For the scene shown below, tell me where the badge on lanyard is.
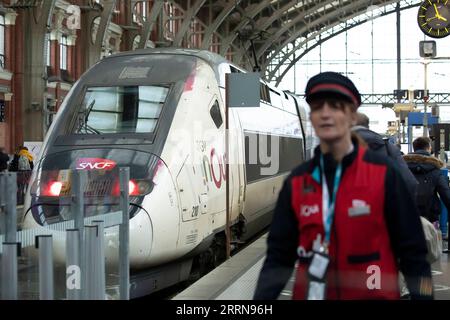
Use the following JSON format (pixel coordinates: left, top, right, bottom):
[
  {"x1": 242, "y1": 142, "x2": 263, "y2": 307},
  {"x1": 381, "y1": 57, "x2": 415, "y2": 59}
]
[
  {"x1": 308, "y1": 250, "x2": 330, "y2": 280},
  {"x1": 307, "y1": 280, "x2": 327, "y2": 300},
  {"x1": 307, "y1": 236, "x2": 330, "y2": 300}
]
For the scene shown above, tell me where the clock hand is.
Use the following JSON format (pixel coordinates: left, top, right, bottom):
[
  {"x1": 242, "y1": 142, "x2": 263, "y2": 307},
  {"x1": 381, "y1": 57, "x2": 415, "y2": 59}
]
[
  {"x1": 427, "y1": 16, "x2": 438, "y2": 21},
  {"x1": 434, "y1": 4, "x2": 440, "y2": 16},
  {"x1": 433, "y1": 4, "x2": 448, "y2": 21}
]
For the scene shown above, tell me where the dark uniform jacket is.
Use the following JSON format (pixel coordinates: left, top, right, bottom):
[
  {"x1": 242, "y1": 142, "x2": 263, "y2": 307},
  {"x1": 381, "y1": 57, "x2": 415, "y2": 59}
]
[
  {"x1": 8, "y1": 154, "x2": 19, "y2": 172},
  {"x1": 404, "y1": 150, "x2": 450, "y2": 223},
  {"x1": 353, "y1": 126, "x2": 418, "y2": 197},
  {"x1": 0, "y1": 151, "x2": 8, "y2": 171},
  {"x1": 254, "y1": 138, "x2": 432, "y2": 300}
]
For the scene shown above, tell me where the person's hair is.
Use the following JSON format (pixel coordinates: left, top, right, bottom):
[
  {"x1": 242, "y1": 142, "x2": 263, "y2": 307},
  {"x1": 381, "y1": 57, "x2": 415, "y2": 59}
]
[
  {"x1": 413, "y1": 136, "x2": 431, "y2": 152},
  {"x1": 355, "y1": 112, "x2": 369, "y2": 128}
]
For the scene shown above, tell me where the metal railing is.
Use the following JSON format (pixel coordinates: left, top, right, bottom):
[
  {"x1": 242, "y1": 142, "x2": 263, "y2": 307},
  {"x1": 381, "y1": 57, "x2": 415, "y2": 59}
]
[{"x1": 0, "y1": 168, "x2": 130, "y2": 300}]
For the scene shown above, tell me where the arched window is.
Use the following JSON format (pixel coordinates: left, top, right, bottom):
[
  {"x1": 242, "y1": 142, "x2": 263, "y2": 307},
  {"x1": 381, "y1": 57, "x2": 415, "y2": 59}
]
[
  {"x1": 45, "y1": 33, "x2": 51, "y2": 67},
  {"x1": 60, "y1": 35, "x2": 67, "y2": 70},
  {"x1": 0, "y1": 15, "x2": 5, "y2": 69}
]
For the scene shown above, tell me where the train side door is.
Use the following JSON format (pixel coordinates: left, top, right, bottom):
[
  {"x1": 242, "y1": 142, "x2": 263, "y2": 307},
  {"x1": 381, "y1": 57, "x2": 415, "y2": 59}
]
[
  {"x1": 212, "y1": 91, "x2": 241, "y2": 221},
  {"x1": 230, "y1": 108, "x2": 245, "y2": 216},
  {"x1": 176, "y1": 157, "x2": 201, "y2": 221}
]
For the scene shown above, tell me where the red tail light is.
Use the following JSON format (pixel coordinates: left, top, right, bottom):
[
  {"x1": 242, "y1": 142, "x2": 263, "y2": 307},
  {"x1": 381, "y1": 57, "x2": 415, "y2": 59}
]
[
  {"x1": 47, "y1": 181, "x2": 63, "y2": 197},
  {"x1": 42, "y1": 178, "x2": 150, "y2": 197}
]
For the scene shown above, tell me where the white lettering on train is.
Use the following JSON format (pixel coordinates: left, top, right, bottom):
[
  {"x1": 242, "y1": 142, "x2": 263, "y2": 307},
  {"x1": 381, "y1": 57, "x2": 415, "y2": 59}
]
[{"x1": 76, "y1": 162, "x2": 115, "y2": 170}]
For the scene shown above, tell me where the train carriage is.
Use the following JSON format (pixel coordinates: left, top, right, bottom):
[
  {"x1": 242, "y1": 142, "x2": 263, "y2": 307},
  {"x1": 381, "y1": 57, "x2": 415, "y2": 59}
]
[{"x1": 22, "y1": 48, "x2": 314, "y2": 297}]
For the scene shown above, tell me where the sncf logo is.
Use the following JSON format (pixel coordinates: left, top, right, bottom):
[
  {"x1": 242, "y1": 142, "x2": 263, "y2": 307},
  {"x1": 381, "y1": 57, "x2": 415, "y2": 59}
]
[
  {"x1": 76, "y1": 158, "x2": 116, "y2": 170},
  {"x1": 300, "y1": 204, "x2": 319, "y2": 217}
]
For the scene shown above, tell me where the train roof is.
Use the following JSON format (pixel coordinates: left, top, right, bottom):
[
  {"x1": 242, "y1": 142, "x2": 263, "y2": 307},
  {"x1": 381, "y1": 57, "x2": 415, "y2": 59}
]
[
  {"x1": 103, "y1": 47, "x2": 232, "y2": 69},
  {"x1": 99, "y1": 48, "x2": 283, "y2": 93},
  {"x1": 100, "y1": 48, "x2": 252, "y2": 89}
]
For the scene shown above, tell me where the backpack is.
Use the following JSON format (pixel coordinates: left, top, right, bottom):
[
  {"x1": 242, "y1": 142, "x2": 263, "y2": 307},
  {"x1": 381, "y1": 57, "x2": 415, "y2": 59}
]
[
  {"x1": 8, "y1": 155, "x2": 19, "y2": 171},
  {"x1": 18, "y1": 155, "x2": 30, "y2": 171},
  {"x1": 415, "y1": 173, "x2": 440, "y2": 220}
]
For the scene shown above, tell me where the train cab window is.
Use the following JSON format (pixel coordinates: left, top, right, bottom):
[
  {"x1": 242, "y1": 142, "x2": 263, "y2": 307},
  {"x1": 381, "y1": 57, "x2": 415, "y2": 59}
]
[
  {"x1": 260, "y1": 83, "x2": 271, "y2": 104},
  {"x1": 230, "y1": 65, "x2": 242, "y2": 73},
  {"x1": 209, "y1": 100, "x2": 223, "y2": 128},
  {"x1": 75, "y1": 85, "x2": 169, "y2": 134},
  {"x1": 269, "y1": 88, "x2": 282, "y2": 109}
]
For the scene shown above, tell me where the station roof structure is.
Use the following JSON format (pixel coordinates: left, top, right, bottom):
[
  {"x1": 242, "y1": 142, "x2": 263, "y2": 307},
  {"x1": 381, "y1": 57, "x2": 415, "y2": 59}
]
[
  {"x1": 0, "y1": 0, "x2": 424, "y2": 145},
  {"x1": 160, "y1": 0, "x2": 421, "y2": 84}
]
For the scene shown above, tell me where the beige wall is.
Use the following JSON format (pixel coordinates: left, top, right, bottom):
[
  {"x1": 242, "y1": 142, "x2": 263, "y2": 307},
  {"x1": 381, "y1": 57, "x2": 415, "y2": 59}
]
[{"x1": 0, "y1": 122, "x2": 7, "y2": 150}]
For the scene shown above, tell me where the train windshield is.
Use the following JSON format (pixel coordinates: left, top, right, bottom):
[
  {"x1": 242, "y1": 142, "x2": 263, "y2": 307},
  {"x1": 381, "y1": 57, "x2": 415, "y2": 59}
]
[{"x1": 74, "y1": 85, "x2": 169, "y2": 134}]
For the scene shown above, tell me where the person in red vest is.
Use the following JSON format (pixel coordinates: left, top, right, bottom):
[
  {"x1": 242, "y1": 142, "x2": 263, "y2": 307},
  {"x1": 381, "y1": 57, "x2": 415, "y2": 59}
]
[{"x1": 253, "y1": 71, "x2": 433, "y2": 300}]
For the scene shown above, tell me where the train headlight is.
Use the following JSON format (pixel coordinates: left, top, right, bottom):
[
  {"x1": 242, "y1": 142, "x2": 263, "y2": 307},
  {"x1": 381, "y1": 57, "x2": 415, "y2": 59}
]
[
  {"x1": 128, "y1": 179, "x2": 152, "y2": 196},
  {"x1": 129, "y1": 180, "x2": 138, "y2": 196},
  {"x1": 137, "y1": 180, "x2": 152, "y2": 194},
  {"x1": 114, "y1": 179, "x2": 152, "y2": 196}
]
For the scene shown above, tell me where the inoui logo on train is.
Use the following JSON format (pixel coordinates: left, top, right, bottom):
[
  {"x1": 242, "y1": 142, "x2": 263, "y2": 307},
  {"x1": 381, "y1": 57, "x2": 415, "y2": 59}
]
[{"x1": 202, "y1": 147, "x2": 227, "y2": 189}]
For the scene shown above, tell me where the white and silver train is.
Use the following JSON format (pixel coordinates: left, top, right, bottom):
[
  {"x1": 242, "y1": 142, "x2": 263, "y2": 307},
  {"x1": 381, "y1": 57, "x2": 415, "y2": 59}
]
[{"x1": 22, "y1": 48, "x2": 315, "y2": 297}]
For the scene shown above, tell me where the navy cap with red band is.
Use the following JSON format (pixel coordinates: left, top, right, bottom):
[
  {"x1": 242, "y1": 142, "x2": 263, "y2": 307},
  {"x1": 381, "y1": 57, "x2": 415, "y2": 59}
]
[{"x1": 305, "y1": 71, "x2": 361, "y2": 109}]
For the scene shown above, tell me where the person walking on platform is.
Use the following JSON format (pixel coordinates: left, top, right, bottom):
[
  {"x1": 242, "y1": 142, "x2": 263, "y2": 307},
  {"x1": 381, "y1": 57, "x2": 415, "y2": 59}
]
[
  {"x1": 8, "y1": 145, "x2": 21, "y2": 172},
  {"x1": 18, "y1": 146, "x2": 34, "y2": 171},
  {"x1": 8, "y1": 146, "x2": 34, "y2": 204},
  {"x1": 253, "y1": 71, "x2": 432, "y2": 300},
  {"x1": 17, "y1": 146, "x2": 34, "y2": 204},
  {"x1": 404, "y1": 137, "x2": 450, "y2": 224},
  {"x1": 352, "y1": 112, "x2": 418, "y2": 197}
]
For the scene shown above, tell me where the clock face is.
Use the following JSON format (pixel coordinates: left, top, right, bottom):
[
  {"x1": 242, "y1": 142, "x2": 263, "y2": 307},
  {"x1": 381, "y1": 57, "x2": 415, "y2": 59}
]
[{"x1": 418, "y1": 0, "x2": 450, "y2": 38}]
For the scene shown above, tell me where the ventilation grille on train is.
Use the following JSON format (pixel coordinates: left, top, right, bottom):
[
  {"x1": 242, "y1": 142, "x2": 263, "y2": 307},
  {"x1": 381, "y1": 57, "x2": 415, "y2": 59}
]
[{"x1": 185, "y1": 234, "x2": 198, "y2": 245}]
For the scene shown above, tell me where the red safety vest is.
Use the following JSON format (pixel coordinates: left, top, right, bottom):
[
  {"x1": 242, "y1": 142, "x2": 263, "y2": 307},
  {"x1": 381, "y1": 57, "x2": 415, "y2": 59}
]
[{"x1": 291, "y1": 146, "x2": 400, "y2": 299}]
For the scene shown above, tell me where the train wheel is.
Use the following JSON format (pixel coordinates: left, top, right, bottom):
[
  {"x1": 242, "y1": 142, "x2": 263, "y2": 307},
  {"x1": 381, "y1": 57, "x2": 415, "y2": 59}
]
[{"x1": 189, "y1": 233, "x2": 226, "y2": 281}]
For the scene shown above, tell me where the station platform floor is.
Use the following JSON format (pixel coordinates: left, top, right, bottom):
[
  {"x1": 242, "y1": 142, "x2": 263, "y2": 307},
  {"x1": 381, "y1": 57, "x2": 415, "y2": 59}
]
[{"x1": 173, "y1": 233, "x2": 450, "y2": 300}]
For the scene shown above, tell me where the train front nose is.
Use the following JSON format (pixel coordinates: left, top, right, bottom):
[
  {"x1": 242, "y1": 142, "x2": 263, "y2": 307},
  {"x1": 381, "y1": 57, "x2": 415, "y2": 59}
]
[{"x1": 21, "y1": 149, "x2": 169, "y2": 266}]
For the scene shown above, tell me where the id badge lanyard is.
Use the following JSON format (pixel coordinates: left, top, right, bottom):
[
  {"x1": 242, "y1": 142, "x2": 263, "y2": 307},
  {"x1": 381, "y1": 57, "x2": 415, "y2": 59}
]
[
  {"x1": 320, "y1": 154, "x2": 343, "y2": 253},
  {"x1": 306, "y1": 155, "x2": 343, "y2": 300}
]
